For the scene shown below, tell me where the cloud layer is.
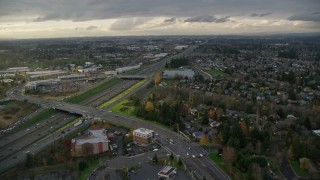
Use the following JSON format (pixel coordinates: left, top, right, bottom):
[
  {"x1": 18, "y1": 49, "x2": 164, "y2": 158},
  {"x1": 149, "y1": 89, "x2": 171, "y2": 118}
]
[{"x1": 0, "y1": 0, "x2": 319, "y2": 38}]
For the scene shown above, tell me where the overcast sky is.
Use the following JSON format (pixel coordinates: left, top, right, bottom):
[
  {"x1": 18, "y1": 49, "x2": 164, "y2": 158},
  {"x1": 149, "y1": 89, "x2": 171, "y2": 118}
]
[{"x1": 0, "y1": 0, "x2": 319, "y2": 39}]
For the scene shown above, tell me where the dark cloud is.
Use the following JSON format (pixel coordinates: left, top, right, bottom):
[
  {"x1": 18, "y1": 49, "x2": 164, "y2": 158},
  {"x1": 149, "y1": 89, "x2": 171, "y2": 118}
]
[
  {"x1": 0, "y1": 0, "x2": 319, "y2": 23},
  {"x1": 184, "y1": 15, "x2": 230, "y2": 23},
  {"x1": 164, "y1": 18, "x2": 176, "y2": 23},
  {"x1": 250, "y1": 12, "x2": 272, "y2": 17},
  {"x1": 288, "y1": 12, "x2": 320, "y2": 22}
]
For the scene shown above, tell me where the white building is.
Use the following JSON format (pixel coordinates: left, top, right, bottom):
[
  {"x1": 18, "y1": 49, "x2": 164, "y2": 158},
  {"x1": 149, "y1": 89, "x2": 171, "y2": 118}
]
[
  {"x1": 163, "y1": 69, "x2": 195, "y2": 79},
  {"x1": 115, "y1": 64, "x2": 141, "y2": 74},
  {"x1": 154, "y1": 53, "x2": 168, "y2": 58},
  {"x1": 158, "y1": 166, "x2": 177, "y2": 179},
  {"x1": 133, "y1": 128, "x2": 155, "y2": 146}
]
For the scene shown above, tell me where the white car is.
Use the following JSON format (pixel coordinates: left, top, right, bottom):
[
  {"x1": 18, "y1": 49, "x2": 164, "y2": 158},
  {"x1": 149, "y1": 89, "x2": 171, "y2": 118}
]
[
  {"x1": 199, "y1": 153, "x2": 203, "y2": 157},
  {"x1": 153, "y1": 148, "x2": 159, "y2": 152},
  {"x1": 192, "y1": 155, "x2": 196, "y2": 158}
]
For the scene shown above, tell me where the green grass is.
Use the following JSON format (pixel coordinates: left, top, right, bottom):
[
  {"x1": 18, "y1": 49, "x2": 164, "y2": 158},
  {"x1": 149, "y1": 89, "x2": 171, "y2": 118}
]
[
  {"x1": 99, "y1": 79, "x2": 147, "y2": 108},
  {"x1": 208, "y1": 153, "x2": 245, "y2": 180},
  {"x1": 207, "y1": 69, "x2": 228, "y2": 78},
  {"x1": 111, "y1": 99, "x2": 135, "y2": 116},
  {"x1": 79, "y1": 157, "x2": 108, "y2": 180},
  {"x1": 64, "y1": 124, "x2": 90, "y2": 139},
  {"x1": 289, "y1": 160, "x2": 311, "y2": 178},
  {"x1": 65, "y1": 78, "x2": 121, "y2": 103},
  {"x1": 8, "y1": 108, "x2": 55, "y2": 134},
  {"x1": 162, "y1": 79, "x2": 174, "y2": 85},
  {"x1": 267, "y1": 158, "x2": 283, "y2": 178},
  {"x1": 209, "y1": 153, "x2": 227, "y2": 171}
]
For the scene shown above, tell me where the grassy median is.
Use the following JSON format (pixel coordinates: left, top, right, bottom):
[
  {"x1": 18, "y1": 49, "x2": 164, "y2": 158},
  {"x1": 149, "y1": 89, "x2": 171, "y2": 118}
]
[
  {"x1": 65, "y1": 78, "x2": 121, "y2": 103},
  {"x1": 99, "y1": 79, "x2": 147, "y2": 109}
]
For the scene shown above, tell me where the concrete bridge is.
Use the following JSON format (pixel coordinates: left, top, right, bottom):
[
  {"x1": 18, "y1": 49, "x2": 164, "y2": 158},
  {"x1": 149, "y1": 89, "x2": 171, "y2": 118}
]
[{"x1": 118, "y1": 75, "x2": 147, "y2": 80}]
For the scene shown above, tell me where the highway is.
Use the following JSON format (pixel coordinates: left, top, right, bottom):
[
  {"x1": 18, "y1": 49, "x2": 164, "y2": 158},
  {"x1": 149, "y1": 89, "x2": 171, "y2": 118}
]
[{"x1": 0, "y1": 41, "x2": 229, "y2": 179}]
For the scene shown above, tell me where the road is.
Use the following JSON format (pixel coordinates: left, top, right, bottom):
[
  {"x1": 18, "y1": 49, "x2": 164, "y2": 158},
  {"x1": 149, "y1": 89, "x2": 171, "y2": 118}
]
[{"x1": 0, "y1": 41, "x2": 229, "y2": 180}]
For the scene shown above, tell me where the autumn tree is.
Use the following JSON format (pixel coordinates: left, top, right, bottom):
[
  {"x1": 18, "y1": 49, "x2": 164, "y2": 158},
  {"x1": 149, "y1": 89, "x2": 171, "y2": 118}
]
[
  {"x1": 300, "y1": 157, "x2": 310, "y2": 171},
  {"x1": 240, "y1": 120, "x2": 249, "y2": 136},
  {"x1": 145, "y1": 101, "x2": 154, "y2": 112},
  {"x1": 223, "y1": 146, "x2": 236, "y2": 175},
  {"x1": 154, "y1": 72, "x2": 162, "y2": 86},
  {"x1": 199, "y1": 135, "x2": 209, "y2": 146},
  {"x1": 208, "y1": 108, "x2": 217, "y2": 120},
  {"x1": 103, "y1": 120, "x2": 110, "y2": 129}
]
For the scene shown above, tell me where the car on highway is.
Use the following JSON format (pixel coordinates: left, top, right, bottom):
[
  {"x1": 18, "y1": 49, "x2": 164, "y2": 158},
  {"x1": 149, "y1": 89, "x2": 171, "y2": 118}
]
[
  {"x1": 192, "y1": 155, "x2": 196, "y2": 158},
  {"x1": 200, "y1": 153, "x2": 204, "y2": 157},
  {"x1": 26, "y1": 128, "x2": 30, "y2": 132},
  {"x1": 153, "y1": 148, "x2": 159, "y2": 152}
]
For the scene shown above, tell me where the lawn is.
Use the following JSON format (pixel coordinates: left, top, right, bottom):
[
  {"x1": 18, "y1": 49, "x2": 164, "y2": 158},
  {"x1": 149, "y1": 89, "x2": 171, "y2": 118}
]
[
  {"x1": 65, "y1": 78, "x2": 121, "y2": 103},
  {"x1": 111, "y1": 99, "x2": 135, "y2": 116},
  {"x1": 289, "y1": 160, "x2": 311, "y2": 178},
  {"x1": 267, "y1": 158, "x2": 284, "y2": 178},
  {"x1": 79, "y1": 157, "x2": 108, "y2": 180},
  {"x1": 207, "y1": 69, "x2": 228, "y2": 78},
  {"x1": 208, "y1": 153, "x2": 245, "y2": 180},
  {"x1": 161, "y1": 79, "x2": 176, "y2": 85},
  {"x1": 99, "y1": 79, "x2": 147, "y2": 108}
]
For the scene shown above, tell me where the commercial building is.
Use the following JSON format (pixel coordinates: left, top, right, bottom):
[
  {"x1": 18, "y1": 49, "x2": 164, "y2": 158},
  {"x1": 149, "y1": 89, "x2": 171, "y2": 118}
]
[
  {"x1": 163, "y1": 69, "x2": 195, "y2": 79},
  {"x1": 133, "y1": 128, "x2": 155, "y2": 146},
  {"x1": 58, "y1": 74, "x2": 86, "y2": 81},
  {"x1": 115, "y1": 64, "x2": 142, "y2": 74},
  {"x1": 25, "y1": 79, "x2": 61, "y2": 91},
  {"x1": 158, "y1": 166, "x2": 177, "y2": 180},
  {"x1": 71, "y1": 127, "x2": 109, "y2": 157}
]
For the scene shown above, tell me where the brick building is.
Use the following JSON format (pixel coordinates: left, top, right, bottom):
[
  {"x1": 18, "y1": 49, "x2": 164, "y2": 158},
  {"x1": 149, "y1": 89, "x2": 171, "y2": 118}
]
[{"x1": 133, "y1": 128, "x2": 155, "y2": 146}]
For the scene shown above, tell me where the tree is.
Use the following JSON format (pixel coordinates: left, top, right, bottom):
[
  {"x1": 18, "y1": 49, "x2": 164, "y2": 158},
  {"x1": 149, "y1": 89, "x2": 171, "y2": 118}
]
[
  {"x1": 199, "y1": 135, "x2": 209, "y2": 146},
  {"x1": 240, "y1": 121, "x2": 249, "y2": 136},
  {"x1": 78, "y1": 161, "x2": 88, "y2": 171},
  {"x1": 154, "y1": 72, "x2": 162, "y2": 86},
  {"x1": 177, "y1": 158, "x2": 183, "y2": 166},
  {"x1": 208, "y1": 108, "x2": 217, "y2": 120},
  {"x1": 103, "y1": 120, "x2": 110, "y2": 129},
  {"x1": 202, "y1": 111, "x2": 209, "y2": 125},
  {"x1": 170, "y1": 153, "x2": 174, "y2": 161},
  {"x1": 300, "y1": 157, "x2": 310, "y2": 171},
  {"x1": 153, "y1": 153, "x2": 158, "y2": 164},
  {"x1": 223, "y1": 146, "x2": 236, "y2": 164},
  {"x1": 25, "y1": 153, "x2": 34, "y2": 168},
  {"x1": 223, "y1": 146, "x2": 236, "y2": 175},
  {"x1": 145, "y1": 101, "x2": 154, "y2": 112}
]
